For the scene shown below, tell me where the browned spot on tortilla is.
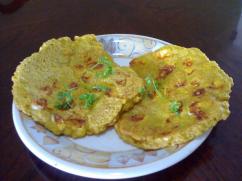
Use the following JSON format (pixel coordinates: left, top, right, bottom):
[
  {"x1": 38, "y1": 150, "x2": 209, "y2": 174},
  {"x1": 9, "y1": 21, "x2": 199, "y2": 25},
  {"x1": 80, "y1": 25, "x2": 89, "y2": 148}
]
[
  {"x1": 157, "y1": 65, "x2": 174, "y2": 79},
  {"x1": 69, "y1": 82, "x2": 78, "y2": 89},
  {"x1": 105, "y1": 89, "x2": 112, "y2": 97},
  {"x1": 175, "y1": 81, "x2": 186, "y2": 88},
  {"x1": 130, "y1": 59, "x2": 145, "y2": 66},
  {"x1": 172, "y1": 125, "x2": 179, "y2": 129},
  {"x1": 115, "y1": 79, "x2": 126, "y2": 86},
  {"x1": 148, "y1": 91, "x2": 156, "y2": 99},
  {"x1": 54, "y1": 114, "x2": 63, "y2": 123},
  {"x1": 35, "y1": 98, "x2": 47, "y2": 108},
  {"x1": 40, "y1": 80, "x2": 57, "y2": 95},
  {"x1": 178, "y1": 102, "x2": 183, "y2": 112},
  {"x1": 189, "y1": 102, "x2": 207, "y2": 120},
  {"x1": 52, "y1": 80, "x2": 58, "y2": 88},
  {"x1": 69, "y1": 118, "x2": 86, "y2": 127},
  {"x1": 86, "y1": 57, "x2": 97, "y2": 67},
  {"x1": 75, "y1": 64, "x2": 83, "y2": 69},
  {"x1": 183, "y1": 60, "x2": 193, "y2": 67},
  {"x1": 130, "y1": 59, "x2": 137, "y2": 66},
  {"x1": 193, "y1": 88, "x2": 205, "y2": 96},
  {"x1": 40, "y1": 85, "x2": 52, "y2": 95},
  {"x1": 191, "y1": 80, "x2": 200, "y2": 87},
  {"x1": 208, "y1": 84, "x2": 216, "y2": 89},
  {"x1": 93, "y1": 64, "x2": 104, "y2": 70},
  {"x1": 81, "y1": 74, "x2": 90, "y2": 83},
  {"x1": 130, "y1": 114, "x2": 145, "y2": 122},
  {"x1": 166, "y1": 118, "x2": 171, "y2": 123}
]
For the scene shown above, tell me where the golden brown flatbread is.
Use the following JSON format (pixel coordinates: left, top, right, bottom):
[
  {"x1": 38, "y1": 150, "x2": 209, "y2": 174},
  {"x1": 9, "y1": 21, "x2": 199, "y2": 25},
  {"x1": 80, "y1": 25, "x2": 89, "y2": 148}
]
[
  {"x1": 115, "y1": 45, "x2": 233, "y2": 150},
  {"x1": 12, "y1": 34, "x2": 143, "y2": 137}
]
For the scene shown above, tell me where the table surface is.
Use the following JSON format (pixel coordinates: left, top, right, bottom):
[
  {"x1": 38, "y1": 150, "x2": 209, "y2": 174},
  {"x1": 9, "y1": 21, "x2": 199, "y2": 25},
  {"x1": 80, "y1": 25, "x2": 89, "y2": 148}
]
[{"x1": 1, "y1": 0, "x2": 242, "y2": 180}]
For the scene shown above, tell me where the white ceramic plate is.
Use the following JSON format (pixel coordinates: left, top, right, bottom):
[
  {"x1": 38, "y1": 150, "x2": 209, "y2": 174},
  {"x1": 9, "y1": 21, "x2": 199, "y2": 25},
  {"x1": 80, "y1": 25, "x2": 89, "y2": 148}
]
[{"x1": 12, "y1": 34, "x2": 211, "y2": 179}]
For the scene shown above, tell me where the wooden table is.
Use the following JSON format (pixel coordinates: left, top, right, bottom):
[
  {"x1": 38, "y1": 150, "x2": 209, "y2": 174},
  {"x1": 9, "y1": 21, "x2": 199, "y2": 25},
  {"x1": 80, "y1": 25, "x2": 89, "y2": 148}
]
[{"x1": 1, "y1": 0, "x2": 242, "y2": 180}]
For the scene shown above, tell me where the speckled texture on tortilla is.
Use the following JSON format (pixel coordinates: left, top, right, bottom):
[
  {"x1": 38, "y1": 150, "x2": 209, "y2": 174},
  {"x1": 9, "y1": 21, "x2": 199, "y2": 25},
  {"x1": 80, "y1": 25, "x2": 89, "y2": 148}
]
[
  {"x1": 115, "y1": 45, "x2": 233, "y2": 150},
  {"x1": 12, "y1": 34, "x2": 143, "y2": 138}
]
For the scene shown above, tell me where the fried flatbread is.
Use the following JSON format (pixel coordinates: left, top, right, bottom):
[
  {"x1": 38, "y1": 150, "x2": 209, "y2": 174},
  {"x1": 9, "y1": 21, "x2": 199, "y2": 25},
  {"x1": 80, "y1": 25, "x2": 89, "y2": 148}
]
[
  {"x1": 115, "y1": 45, "x2": 233, "y2": 150},
  {"x1": 12, "y1": 34, "x2": 143, "y2": 137}
]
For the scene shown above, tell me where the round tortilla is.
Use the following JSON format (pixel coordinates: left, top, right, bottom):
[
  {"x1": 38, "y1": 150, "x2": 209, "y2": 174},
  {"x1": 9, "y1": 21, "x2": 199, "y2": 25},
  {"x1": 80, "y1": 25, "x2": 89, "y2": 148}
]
[
  {"x1": 12, "y1": 34, "x2": 143, "y2": 137},
  {"x1": 115, "y1": 45, "x2": 233, "y2": 150}
]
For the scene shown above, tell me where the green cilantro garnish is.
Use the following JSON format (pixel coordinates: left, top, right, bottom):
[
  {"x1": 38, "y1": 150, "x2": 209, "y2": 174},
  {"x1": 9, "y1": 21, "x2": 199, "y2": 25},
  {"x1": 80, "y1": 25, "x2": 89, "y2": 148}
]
[
  {"x1": 92, "y1": 85, "x2": 110, "y2": 92},
  {"x1": 79, "y1": 93, "x2": 96, "y2": 109},
  {"x1": 144, "y1": 75, "x2": 162, "y2": 98},
  {"x1": 152, "y1": 79, "x2": 162, "y2": 98},
  {"x1": 170, "y1": 101, "x2": 181, "y2": 114},
  {"x1": 96, "y1": 65, "x2": 113, "y2": 78},
  {"x1": 55, "y1": 102, "x2": 71, "y2": 110},
  {"x1": 138, "y1": 87, "x2": 146, "y2": 95},
  {"x1": 145, "y1": 76, "x2": 152, "y2": 86},
  {"x1": 94, "y1": 56, "x2": 114, "y2": 78},
  {"x1": 97, "y1": 56, "x2": 112, "y2": 66},
  {"x1": 55, "y1": 90, "x2": 73, "y2": 110}
]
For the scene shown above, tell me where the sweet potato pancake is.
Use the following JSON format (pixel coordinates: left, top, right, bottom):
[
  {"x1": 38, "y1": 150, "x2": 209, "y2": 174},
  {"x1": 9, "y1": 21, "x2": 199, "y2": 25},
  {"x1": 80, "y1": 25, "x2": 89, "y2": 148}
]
[
  {"x1": 12, "y1": 34, "x2": 143, "y2": 137},
  {"x1": 115, "y1": 45, "x2": 233, "y2": 150}
]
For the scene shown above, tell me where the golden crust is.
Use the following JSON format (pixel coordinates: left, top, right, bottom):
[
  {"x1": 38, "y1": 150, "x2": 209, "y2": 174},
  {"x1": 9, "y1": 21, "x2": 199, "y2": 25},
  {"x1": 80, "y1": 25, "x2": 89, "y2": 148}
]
[
  {"x1": 115, "y1": 45, "x2": 233, "y2": 150},
  {"x1": 12, "y1": 34, "x2": 143, "y2": 138}
]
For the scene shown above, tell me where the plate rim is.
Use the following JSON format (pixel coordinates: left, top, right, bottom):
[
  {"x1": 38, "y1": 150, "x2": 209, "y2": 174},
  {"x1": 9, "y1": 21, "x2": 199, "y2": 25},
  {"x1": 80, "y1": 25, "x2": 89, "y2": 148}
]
[
  {"x1": 97, "y1": 33, "x2": 171, "y2": 45},
  {"x1": 12, "y1": 34, "x2": 211, "y2": 179}
]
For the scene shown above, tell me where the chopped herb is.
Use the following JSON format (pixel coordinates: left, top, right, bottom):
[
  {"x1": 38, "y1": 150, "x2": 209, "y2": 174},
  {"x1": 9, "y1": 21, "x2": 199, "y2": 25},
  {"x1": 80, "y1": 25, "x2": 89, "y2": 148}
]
[
  {"x1": 93, "y1": 56, "x2": 114, "y2": 78},
  {"x1": 55, "y1": 102, "x2": 72, "y2": 110},
  {"x1": 138, "y1": 87, "x2": 145, "y2": 95},
  {"x1": 145, "y1": 76, "x2": 152, "y2": 87},
  {"x1": 92, "y1": 85, "x2": 110, "y2": 92},
  {"x1": 97, "y1": 56, "x2": 113, "y2": 66},
  {"x1": 170, "y1": 101, "x2": 181, "y2": 114},
  {"x1": 152, "y1": 79, "x2": 162, "y2": 98},
  {"x1": 55, "y1": 90, "x2": 73, "y2": 110},
  {"x1": 79, "y1": 93, "x2": 96, "y2": 109},
  {"x1": 96, "y1": 65, "x2": 113, "y2": 78},
  {"x1": 144, "y1": 75, "x2": 162, "y2": 98}
]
